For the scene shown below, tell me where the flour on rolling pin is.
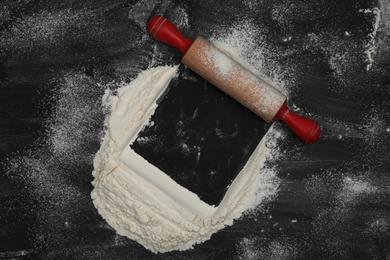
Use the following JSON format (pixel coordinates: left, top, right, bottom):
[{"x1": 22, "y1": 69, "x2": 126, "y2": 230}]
[
  {"x1": 148, "y1": 15, "x2": 321, "y2": 142},
  {"x1": 183, "y1": 37, "x2": 286, "y2": 122}
]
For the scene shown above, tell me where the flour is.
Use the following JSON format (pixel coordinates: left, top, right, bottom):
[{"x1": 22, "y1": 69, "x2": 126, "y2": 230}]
[
  {"x1": 363, "y1": 7, "x2": 381, "y2": 71},
  {"x1": 91, "y1": 65, "x2": 278, "y2": 253},
  {"x1": 206, "y1": 46, "x2": 234, "y2": 77},
  {"x1": 237, "y1": 237, "x2": 298, "y2": 260}
]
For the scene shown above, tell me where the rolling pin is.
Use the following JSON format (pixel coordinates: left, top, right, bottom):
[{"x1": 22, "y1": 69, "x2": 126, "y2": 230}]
[{"x1": 147, "y1": 15, "x2": 321, "y2": 143}]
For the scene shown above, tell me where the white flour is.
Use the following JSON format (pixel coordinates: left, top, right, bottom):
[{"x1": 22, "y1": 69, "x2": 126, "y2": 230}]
[{"x1": 91, "y1": 65, "x2": 279, "y2": 253}]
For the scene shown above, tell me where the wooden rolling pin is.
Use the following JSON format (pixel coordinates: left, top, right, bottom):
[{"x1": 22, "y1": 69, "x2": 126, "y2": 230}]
[{"x1": 147, "y1": 15, "x2": 321, "y2": 143}]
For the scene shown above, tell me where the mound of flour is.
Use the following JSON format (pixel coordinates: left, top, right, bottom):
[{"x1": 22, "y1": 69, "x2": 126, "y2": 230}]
[{"x1": 91, "y1": 65, "x2": 278, "y2": 253}]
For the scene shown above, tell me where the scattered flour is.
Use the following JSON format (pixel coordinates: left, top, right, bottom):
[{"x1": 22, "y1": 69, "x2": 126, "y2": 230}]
[
  {"x1": 91, "y1": 65, "x2": 279, "y2": 253},
  {"x1": 237, "y1": 237, "x2": 298, "y2": 260},
  {"x1": 364, "y1": 0, "x2": 390, "y2": 71},
  {"x1": 364, "y1": 7, "x2": 381, "y2": 71},
  {"x1": 207, "y1": 46, "x2": 234, "y2": 77},
  {"x1": 337, "y1": 176, "x2": 377, "y2": 205}
]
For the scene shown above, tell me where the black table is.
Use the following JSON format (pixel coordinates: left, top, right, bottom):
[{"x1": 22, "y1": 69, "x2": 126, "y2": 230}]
[{"x1": 1, "y1": 1, "x2": 389, "y2": 259}]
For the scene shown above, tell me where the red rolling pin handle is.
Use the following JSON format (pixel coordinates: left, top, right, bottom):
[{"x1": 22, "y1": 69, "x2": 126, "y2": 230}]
[
  {"x1": 147, "y1": 15, "x2": 194, "y2": 55},
  {"x1": 147, "y1": 15, "x2": 321, "y2": 143},
  {"x1": 272, "y1": 101, "x2": 321, "y2": 143}
]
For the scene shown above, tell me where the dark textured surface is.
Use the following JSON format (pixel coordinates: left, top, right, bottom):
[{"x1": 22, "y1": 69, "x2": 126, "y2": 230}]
[
  {"x1": 1, "y1": 0, "x2": 390, "y2": 259},
  {"x1": 131, "y1": 66, "x2": 270, "y2": 206}
]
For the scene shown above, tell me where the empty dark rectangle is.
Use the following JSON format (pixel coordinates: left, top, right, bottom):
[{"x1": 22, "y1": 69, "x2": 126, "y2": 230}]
[{"x1": 131, "y1": 65, "x2": 270, "y2": 206}]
